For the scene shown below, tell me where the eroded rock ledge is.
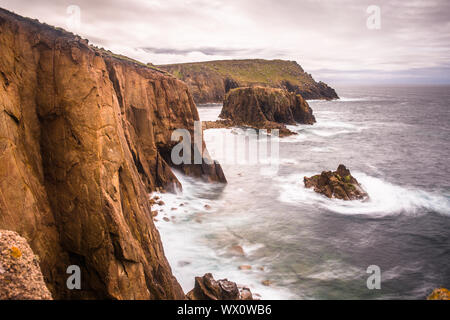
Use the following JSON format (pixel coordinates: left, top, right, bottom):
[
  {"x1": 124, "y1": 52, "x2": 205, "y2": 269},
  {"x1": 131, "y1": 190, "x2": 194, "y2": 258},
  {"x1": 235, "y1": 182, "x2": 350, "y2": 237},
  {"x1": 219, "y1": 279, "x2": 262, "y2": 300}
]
[
  {"x1": 204, "y1": 87, "x2": 315, "y2": 137},
  {"x1": 0, "y1": 8, "x2": 224, "y2": 299},
  {"x1": 304, "y1": 165, "x2": 369, "y2": 201}
]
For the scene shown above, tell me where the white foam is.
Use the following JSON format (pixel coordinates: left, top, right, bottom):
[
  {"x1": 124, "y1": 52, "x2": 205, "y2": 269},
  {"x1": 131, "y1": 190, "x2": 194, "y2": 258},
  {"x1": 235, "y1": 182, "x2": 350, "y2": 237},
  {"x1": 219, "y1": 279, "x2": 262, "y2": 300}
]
[
  {"x1": 277, "y1": 172, "x2": 450, "y2": 218},
  {"x1": 306, "y1": 260, "x2": 363, "y2": 281},
  {"x1": 335, "y1": 97, "x2": 371, "y2": 102},
  {"x1": 151, "y1": 172, "x2": 293, "y2": 299}
]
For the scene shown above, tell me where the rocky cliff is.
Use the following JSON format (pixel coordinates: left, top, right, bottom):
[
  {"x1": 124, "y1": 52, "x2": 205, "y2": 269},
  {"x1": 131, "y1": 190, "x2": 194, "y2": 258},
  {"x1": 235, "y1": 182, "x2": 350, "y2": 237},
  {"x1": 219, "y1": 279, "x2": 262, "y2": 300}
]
[
  {"x1": 159, "y1": 59, "x2": 339, "y2": 103},
  {"x1": 0, "y1": 8, "x2": 224, "y2": 299}
]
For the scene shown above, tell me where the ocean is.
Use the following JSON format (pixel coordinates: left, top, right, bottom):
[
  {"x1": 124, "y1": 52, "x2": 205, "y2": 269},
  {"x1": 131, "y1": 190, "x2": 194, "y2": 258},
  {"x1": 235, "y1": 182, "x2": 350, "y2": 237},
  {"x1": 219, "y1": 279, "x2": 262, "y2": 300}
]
[{"x1": 153, "y1": 85, "x2": 450, "y2": 299}]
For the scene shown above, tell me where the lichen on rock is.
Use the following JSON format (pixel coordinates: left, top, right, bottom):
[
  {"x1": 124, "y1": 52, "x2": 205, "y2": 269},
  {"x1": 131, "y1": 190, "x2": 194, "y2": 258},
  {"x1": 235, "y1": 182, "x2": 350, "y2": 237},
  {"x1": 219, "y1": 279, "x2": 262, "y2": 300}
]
[{"x1": 427, "y1": 288, "x2": 450, "y2": 300}]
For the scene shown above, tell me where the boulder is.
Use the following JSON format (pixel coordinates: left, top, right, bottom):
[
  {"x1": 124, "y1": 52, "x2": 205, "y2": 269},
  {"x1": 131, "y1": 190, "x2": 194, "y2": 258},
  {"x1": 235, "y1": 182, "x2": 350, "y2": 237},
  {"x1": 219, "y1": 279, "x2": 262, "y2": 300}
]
[
  {"x1": 187, "y1": 273, "x2": 253, "y2": 300},
  {"x1": 0, "y1": 230, "x2": 52, "y2": 300},
  {"x1": 240, "y1": 287, "x2": 253, "y2": 300},
  {"x1": 304, "y1": 165, "x2": 368, "y2": 200}
]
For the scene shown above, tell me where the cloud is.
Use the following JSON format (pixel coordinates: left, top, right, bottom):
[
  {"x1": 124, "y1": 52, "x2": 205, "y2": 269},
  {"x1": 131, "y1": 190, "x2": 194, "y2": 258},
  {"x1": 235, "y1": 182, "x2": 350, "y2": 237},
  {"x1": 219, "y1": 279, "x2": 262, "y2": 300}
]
[
  {"x1": 141, "y1": 46, "x2": 261, "y2": 56},
  {"x1": 1, "y1": 0, "x2": 449, "y2": 84}
]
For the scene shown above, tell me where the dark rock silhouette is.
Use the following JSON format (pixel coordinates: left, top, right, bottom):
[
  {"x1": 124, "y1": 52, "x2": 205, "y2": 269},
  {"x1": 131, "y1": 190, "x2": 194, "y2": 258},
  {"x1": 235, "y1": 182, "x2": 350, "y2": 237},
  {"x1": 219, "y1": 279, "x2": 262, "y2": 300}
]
[{"x1": 187, "y1": 273, "x2": 253, "y2": 300}]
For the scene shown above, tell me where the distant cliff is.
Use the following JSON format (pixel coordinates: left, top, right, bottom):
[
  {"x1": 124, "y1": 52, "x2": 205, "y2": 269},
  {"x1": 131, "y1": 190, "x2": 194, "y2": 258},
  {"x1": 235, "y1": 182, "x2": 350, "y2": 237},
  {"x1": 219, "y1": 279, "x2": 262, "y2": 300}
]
[
  {"x1": 0, "y1": 8, "x2": 224, "y2": 299},
  {"x1": 159, "y1": 59, "x2": 339, "y2": 103}
]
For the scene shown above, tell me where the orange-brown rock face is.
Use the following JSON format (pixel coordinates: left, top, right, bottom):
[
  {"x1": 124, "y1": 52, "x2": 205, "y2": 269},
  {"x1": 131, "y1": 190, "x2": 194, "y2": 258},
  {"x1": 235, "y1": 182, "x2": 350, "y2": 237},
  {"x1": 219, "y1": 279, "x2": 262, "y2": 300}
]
[{"x1": 0, "y1": 8, "x2": 223, "y2": 299}]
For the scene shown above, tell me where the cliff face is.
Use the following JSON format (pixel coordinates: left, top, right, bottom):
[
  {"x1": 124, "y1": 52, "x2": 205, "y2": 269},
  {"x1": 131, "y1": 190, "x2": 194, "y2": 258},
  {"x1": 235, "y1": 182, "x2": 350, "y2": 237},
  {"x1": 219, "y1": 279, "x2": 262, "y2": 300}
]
[
  {"x1": 0, "y1": 8, "x2": 223, "y2": 299},
  {"x1": 159, "y1": 59, "x2": 339, "y2": 103}
]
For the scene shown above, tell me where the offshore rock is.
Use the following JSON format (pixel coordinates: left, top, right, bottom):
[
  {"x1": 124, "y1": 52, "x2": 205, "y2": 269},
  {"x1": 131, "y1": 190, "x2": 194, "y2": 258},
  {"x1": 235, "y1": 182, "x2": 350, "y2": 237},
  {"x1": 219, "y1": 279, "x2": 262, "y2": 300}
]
[
  {"x1": 304, "y1": 165, "x2": 369, "y2": 200},
  {"x1": 187, "y1": 273, "x2": 253, "y2": 300},
  {"x1": 204, "y1": 87, "x2": 315, "y2": 137}
]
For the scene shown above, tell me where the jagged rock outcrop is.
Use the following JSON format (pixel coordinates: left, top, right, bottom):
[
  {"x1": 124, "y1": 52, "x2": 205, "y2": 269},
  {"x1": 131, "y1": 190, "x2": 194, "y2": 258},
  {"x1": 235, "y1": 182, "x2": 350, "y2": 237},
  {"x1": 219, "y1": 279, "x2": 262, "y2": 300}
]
[
  {"x1": 427, "y1": 288, "x2": 450, "y2": 300},
  {"x1": 0, "y1": 8, "x2": 224, "y2": 299},
  {"x1": 204, "y1": 87, "x2": 315, "y2": 137},
  {"x1": 186, "y1": 273, "x2": 253, "y2": 300},
  {"x1": 159, "y1": 59, "x2": 339, "y2": 103},
  {"x1": 304, "y1": 165, "x2": 368, "y2": 200},
  {"x1": 221, "y1": 87, "x2": 316, "y2": 125},
  {"x1": 0, "y1": 230, "x2": 52, "y2": 300}
]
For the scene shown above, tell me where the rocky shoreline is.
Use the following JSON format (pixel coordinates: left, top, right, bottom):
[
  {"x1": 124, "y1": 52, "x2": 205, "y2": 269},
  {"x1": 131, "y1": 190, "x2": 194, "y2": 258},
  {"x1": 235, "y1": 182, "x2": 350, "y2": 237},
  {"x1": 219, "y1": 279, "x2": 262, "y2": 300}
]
[{"x1": 0, "y1": 8, "x2": 446, "y2": 301}]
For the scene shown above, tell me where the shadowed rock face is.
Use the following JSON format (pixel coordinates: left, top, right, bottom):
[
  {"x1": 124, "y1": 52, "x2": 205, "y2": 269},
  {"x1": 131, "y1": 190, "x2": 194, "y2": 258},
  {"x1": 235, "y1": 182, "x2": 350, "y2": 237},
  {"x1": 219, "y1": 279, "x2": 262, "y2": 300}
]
[
  {"x1": 0, "y1": 8, "x2": 224, "y2": 299},
  {"x1": 203, "y1": 87, "x2": 315, "y2": 137},
  {"x1": 0, "y1": 230, "x2": 52, "y2": 300},
  {"x1": 304, "y1": 165, "x2": 369, "y2": 201},
  {"x1": 159, "y1": 59, "x2": 339, "y2": 104}
]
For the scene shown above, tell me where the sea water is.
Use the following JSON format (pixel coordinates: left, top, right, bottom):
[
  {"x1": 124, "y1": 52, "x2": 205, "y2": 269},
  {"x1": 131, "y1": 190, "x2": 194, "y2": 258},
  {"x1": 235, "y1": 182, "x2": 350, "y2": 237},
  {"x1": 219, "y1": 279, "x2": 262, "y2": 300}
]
[{"x1": 153, "y1": 85, "x2": 450, "y2": 299}]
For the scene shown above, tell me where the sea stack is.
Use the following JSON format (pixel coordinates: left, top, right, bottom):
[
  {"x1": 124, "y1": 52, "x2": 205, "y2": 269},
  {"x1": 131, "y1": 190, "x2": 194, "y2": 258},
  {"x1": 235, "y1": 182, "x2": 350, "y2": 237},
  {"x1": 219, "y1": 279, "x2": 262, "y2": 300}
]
[
  {"x1": 203, "y1": 87, "x2": 315, "y2": 136},
  {"x1": 304, "y1": 165, "x2": 369, "y2": 201}
]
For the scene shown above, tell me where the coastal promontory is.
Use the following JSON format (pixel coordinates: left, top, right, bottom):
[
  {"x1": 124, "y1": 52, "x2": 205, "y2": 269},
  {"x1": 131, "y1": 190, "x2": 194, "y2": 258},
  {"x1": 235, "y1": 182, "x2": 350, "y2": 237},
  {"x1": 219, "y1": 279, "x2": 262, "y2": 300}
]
[{"x1": 159, "y1": 59, "x2": 339, "y2": 104}]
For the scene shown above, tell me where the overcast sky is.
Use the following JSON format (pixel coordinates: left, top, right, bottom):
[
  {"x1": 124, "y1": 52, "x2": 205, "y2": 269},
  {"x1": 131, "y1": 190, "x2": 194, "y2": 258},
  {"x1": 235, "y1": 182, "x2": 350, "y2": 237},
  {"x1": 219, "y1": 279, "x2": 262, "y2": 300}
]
[{"x1": 1, "y1": 0, "x2": 450, "y2": 85}]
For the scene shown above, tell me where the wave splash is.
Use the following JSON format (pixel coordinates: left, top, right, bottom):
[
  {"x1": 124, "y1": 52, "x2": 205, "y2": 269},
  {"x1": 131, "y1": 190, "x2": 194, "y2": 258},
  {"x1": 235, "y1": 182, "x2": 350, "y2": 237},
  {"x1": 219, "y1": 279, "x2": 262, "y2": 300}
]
[{"x1": 277, "y1": 172, "x2": 450, "y2": 217}]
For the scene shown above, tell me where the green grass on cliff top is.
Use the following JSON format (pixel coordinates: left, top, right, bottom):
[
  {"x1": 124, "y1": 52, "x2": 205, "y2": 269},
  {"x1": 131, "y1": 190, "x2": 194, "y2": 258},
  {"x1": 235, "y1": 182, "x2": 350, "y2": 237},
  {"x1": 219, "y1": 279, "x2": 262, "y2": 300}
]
[{"x1": 159, "y1": 59, "x2": 316, "y2": 86}]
